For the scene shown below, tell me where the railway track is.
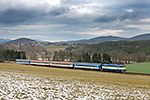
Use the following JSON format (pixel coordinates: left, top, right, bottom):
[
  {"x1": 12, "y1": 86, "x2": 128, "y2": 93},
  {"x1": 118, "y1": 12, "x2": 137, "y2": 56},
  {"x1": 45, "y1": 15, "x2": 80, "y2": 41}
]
[
  {"x1": 124, "y1": 72, "x2": 150, "y2": 76},
  {"x1": 73, "y1": 67, "x2": 150, "y2": 76},
  {"x1": 1, "y1": 68, "x2": 150, "y2": 80},
  {"x1": 70, "y1": 67, "x2": 150, "y2": 76}
]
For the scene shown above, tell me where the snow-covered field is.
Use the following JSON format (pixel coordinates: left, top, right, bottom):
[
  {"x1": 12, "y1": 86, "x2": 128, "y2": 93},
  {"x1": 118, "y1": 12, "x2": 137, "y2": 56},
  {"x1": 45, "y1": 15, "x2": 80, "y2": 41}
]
[{"x1": 0, "y1": 71, "x2": 150, "y2": 99}]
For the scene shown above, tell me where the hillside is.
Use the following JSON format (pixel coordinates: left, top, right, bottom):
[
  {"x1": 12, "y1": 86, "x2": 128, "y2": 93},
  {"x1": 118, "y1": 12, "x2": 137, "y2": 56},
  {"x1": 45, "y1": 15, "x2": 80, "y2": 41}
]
[
  {"x1": 127, "y1": 33, "x2": 150, "y2": 41},
  {"x1": 6, "y1": 38, "x2": 37, "y2": 44},
  {"x1": 57, "y1": 36, "x2": 126, "y2": 43},
  {"x1": 57, "y1": 33, "x2": 150, "y2": 43},
  {"x1": 77, "y1": 40, "x2": 150, "y2": 55},
  {"x1": 86, "y1": 36, "x2": 127, "y2": 43}
]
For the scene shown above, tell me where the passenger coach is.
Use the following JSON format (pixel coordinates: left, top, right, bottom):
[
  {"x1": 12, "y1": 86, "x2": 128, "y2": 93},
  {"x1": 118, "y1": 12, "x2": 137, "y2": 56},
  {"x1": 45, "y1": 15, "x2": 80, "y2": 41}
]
[
  {"x1": 74, "y1": 62, "x2": 102, "y2": 70},
  {"x1": 50, "y1": 61, "x2": 73, "y2": 68},
  {"x1": 15, "y1": 59, "x2": 30, "y2": 64},
  {"x1": 30, "y1": 60, "x2": 50, "y2": 66}
]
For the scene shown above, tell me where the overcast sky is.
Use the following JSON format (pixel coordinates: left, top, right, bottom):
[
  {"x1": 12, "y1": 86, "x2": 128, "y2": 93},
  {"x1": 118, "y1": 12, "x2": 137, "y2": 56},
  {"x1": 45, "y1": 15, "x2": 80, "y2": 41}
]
[{"x1": 0, "y1": 0, "x2": 150, "y2": 42}]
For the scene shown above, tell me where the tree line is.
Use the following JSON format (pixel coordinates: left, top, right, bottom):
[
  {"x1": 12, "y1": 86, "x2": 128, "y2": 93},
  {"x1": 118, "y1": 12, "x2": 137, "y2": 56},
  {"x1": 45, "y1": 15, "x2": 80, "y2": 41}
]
[
  {"x1": 0, "y1": 49, "x2": 26, "y2": 62},
  {"x1": 53, "y1": 50, "x2": 111, "y2": 63}
]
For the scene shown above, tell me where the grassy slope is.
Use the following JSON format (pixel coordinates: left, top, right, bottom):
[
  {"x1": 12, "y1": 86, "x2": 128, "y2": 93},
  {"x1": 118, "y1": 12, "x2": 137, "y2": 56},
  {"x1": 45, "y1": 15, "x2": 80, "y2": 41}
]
[
  {"x1": 44, "y1": 45, "x2": 71, "y2": 53},
  {"x1": 125, "y1": 62, "x2": 150, "y2": 74},
  {"x1": 0, "y1": 63, "x2": 150, "y2": 87},
  {"x1": 44, "y1": 45, "x2": 71, "y2": 49}
]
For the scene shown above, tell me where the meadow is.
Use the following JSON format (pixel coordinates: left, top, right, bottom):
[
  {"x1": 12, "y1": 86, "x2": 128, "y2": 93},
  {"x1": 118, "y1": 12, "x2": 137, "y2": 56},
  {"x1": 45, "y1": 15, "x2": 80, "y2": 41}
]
[
  {"x1": 44, "y1": 45, "x2": 71, "y2": 49},
  {"x1": 44, "y1": 45, "x2": 71, "y2": 53},
  {"x1": 125, "y1": 62, "x2": 150, "y2": 74},
  {"x1": 0, "y1": 63, "x2": 150, "y2": 99}
]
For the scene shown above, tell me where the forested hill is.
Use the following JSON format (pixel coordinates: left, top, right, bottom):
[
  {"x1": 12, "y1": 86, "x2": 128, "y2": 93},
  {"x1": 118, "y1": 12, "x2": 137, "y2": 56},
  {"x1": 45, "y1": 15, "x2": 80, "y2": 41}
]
[
  {"x1": 57, "y1": 33, "x2": 150, "y2": 43},
  {"x1": 85, "y1": 36, "x2": 127, "y2": 43},
  {"x1": 61, "y1": 36, "x2": 127, "y2": 43},
  {"x1": 77, "y1": 40, "x2": 150, "y2": 55},
  {"x1": 6, "y1": 38, "x2": 37, "y2": 44},
  {"x1": 127, "y1": 33, "x2": 150, "y2": 41}
]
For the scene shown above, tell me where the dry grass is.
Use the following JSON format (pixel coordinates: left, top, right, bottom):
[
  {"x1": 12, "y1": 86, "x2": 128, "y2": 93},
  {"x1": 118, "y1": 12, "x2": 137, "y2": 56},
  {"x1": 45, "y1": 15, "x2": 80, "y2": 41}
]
[{"x1": 46, "y1": 48, "x2": 66, "y2": 53}]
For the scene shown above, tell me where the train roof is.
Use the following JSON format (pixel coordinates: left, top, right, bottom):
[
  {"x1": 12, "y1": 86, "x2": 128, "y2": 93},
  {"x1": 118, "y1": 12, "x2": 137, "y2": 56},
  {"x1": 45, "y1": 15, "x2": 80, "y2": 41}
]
[
  {"x1": 102, "y1": 64, "x2": 124, "y2": 67},
  {"x1": 16, "y1": 59, "x2": 30, "y2": 61},
  {"x1": 74, "y1": 62, "x2": 102, "y2": 65},
  {"x1": 30, "y1": 60, "x2": 49, "y2": 62},
  {"x1": 50, "y1": 61, "x2": 73, "y2": 64}
]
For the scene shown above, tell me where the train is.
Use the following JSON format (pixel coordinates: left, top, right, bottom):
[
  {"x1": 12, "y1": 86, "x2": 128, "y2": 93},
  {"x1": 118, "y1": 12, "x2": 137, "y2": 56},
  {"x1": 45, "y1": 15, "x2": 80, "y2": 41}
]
[{"x1": 15, "y1": 59, "x2": 126, "y2": 72}]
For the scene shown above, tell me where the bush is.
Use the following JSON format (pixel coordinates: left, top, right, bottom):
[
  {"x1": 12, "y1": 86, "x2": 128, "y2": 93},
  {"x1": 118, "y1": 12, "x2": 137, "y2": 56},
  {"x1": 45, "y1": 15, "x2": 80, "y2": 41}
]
[{"x1": 0, "y1": 59, "x2": 5, "y2": 63}]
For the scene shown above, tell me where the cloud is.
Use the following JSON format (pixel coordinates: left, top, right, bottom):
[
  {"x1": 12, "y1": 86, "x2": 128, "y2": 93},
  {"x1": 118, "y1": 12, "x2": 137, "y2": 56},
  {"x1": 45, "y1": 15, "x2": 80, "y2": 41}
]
[
  {"x1": 77, "y1": 29, "x2": 123, "y2": 36},
  {"x1": 47, "y1": 6, "x2": 69, "y2": 16},
  {"x1": 1, "y1": 0, "x2": 150, "y2": 25},
  {"x1": 127, "y1": 25, "x2": 150, "y2": 30},
  {"x1": 95, "y1": 15, "x2": 117, "y2": 22},
  {"x1": 118, "y1": 9, "x2": 150, "y2": 21},
  {"x1": 0, "y1": 8, "x2": 38, "y2": 24}
]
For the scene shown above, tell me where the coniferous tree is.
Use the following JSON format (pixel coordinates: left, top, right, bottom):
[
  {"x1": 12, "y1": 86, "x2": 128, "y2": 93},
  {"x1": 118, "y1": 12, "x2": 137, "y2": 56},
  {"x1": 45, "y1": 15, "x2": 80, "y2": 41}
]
[
  {"x1": 85, "y1": 52, "x2": 91, "y2": 62},
  {"x1": 92, "y1": 53, "x2": 99, "y2": 63},
  {"x1": 82, "y1": 53, "x2": 85, "y2": 62},
  {"x1": 98, "y1": 53, "x2": 101, "y2": 63},
  {"x1": 102, "y1": 53, "x2": 111, "y2": 63}
]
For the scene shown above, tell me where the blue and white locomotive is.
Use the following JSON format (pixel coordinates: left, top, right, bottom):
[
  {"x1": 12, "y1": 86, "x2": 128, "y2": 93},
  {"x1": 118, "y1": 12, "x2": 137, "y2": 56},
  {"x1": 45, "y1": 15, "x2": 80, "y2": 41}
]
[
  {"x1": 102, "y1": 64, "x2": 126, "y2": 72},
  {"x1": 15, "y1": 59, "x2": 126, "y2": 72}
]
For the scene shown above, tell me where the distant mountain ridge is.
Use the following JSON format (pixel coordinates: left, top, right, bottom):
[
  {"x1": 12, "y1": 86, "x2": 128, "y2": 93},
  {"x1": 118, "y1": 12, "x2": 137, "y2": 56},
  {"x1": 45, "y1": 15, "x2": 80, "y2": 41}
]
[
  {"x1": 86, "y1": 36, "x2": 127, "y2": 43},
  {"x1": 0, "y1": 38, "x2": 11, "y2": 44},
  {"x1": 61, "y1": 36, "x2": 127, "y2": 43},
  {"x1": 35, "y1": 39, "x2": 48, "y2": 43},
  {"x1": 127, "y1": 33, "x2": 150, "y2": 41},
  {"x1": 2, "y1": 33, "x2": 150, "y2": 44},
  {"x1": 6, "y1": 38, "x2": 37, "y2": 44},
  {"x1": 58, "y1": 33, "x2": 150, "y2": 43}
]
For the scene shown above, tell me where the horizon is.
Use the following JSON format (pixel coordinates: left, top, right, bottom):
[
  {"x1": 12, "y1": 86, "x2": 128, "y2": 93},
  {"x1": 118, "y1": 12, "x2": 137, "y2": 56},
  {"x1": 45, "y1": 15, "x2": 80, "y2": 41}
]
[
  {"x1": 1, "y1": 0, "x2": 150, "y2": 42},
  {"x1": 1, "y1": 33, "x2": 150, "y2": 43}
]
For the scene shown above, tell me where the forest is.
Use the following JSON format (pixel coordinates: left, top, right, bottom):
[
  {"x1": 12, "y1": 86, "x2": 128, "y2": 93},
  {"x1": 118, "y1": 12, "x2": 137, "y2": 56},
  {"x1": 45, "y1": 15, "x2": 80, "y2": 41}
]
[
  {"x1": 0, "y1": 46, "x2": 26, "y2": 62},
  {"x1": 53, "y1": 50, "x2": 111, "y2": 63},
  {"x1": 64, "y1": 40, "x2": 150, "y2": 63}
]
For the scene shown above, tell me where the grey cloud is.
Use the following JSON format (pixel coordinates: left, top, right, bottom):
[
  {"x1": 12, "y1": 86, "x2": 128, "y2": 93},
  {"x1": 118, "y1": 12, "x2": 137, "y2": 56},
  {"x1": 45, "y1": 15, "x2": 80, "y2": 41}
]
[
  {"x1": 47, "y1": 6, "x2": 70, "y2": 16},
  {"x1": 0, "y1": 6, "x2": 70, "y2": 25},
  {"x1": 60, "y1": 0, "x2": 88, "y2": 5},
  {"x1": 118, "y1": 9, "x2": 150, "y2": 21},
  {"x1": 1, "y1": 0, "x2": 150, "y2": 25},
  {"x1": 121, "y1": 1, "x2": 150, "y2": 9},
  {"x1": 95, "y1": 15, "x2": 117, "y2": 22},
  {"x1": 95, "y1": 7, "x2": 150, "y2": 23},
  {"x1": 0, "y1": 8, "x2": 46, "y2": 24}
]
